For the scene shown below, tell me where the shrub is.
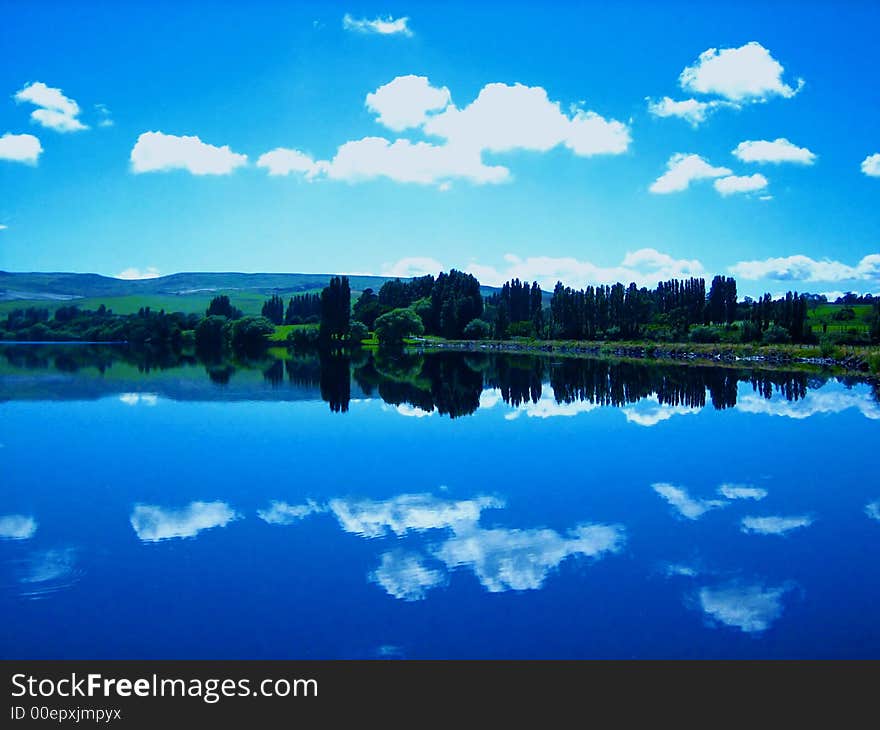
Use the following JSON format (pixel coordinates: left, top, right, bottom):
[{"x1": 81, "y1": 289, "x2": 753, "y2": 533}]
[
  {"x1": 762, "y1": 325, "x2": 792, "y2": 344},
  {"x1": 349, "y1": 320, "x2": 369, "y2": 343},
  {"x1": 463, "y1": 318, "x2": 492, "y2": 340},
  {"x1": 689, "y1": 325, "x2": 722, "y2": 344},
  {"x1": 375, "y1": 308, "x2": 425, "y2": 346}
]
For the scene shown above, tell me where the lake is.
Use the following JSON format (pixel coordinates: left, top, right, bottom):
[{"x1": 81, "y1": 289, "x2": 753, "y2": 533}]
[{"x1": 1, "y1": 344, "x2": 879, "y2": 658}]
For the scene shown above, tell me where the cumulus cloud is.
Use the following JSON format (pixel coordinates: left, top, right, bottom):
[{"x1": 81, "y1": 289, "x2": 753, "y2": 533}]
[
  {"x1": 257, "y1": 499, "x2": 324, "y2": 525},
  {"x1": 652, "y1": 483, "x2": 727, "y2": 520},
  {"x1": 381, "y1": 256, "x2": 444, "y2": 278},
  {"x1": 435, "y1": 522, "x2": 624, "y2": 593},
  {"x1": 257, "y1": 148, "x2": 326, "y2": 178},
  {"x1": 328, "y1": 493, "x2": 503, "y2": 538},
  {"x1": 324, "y1": 136, "x2": 509, "y2": 184},
  {"x1": 718, "y1": 484, "x2": 767, "y2": 500},
  {"x1": 369, "y1": 550, "x2": 446, "y2": 601},
  {"x1": 0, "y1": 132, "x2": 42, "y2": 163},
  {"x1": 698, "y1": 582, "x2": 789, "y2": 633},
  {"x1": 130, "y1": 501, "x2": 239, "y2": 542},
  {"x1": 679, "y1": 42, "x2": 803, "y2": 102},
  {"x1": 0, "y1": 514, "x2": 38, "y2": 540},
  {"x1": 15, "y1": 81, "x2": 88, "y2": 132},
  {"x1": 646, "y1": 97, "x2": 724, "y2": 126},
  {"x1": 741, "y1": 515, "x2": 813, "y2": 535},
  {"x1": 257, "y1": 77, "x2": 629, "y2": 187},
  {"x1": 861, "y1": 153, "x2": 880, "y2": 177},
  {"x1": 422, "y1": 82, "x2": 630, "y2": 157},
  {"x1": 866, "y1": 501, "x2": 880, "y2": 521},
  {"x1": 366, "y1": 75, "x2": 451, "y2": 131},
  {"x1": 130, "y1": 131, "x2": 247, "y2": 175},
  {"x1": 342, "y1": 13, "x2": 412, "y2": 36},
  {"x1": 729, "y1": 253, "x2": 880, "y2": 282},
  {"x1": 649, "y1": 153, "x2": 731, "y2": 194},
  {"x1": 457, "y1": 248, "x2": 705, "y2": 291},
  {"x1": 713, "y1": 173, "x2": 768, "y2": 196},
  {"x1": 116, "y1": 266, "x2": 160, "y2": 280},
  {"x1": 733, "y1": 138, "x2": 816, "y2": 165}
]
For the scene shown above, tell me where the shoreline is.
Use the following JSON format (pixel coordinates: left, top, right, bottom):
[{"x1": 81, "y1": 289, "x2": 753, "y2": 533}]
[{"x1": 411, "y1": 338, "x2": 879, "y2": 376}]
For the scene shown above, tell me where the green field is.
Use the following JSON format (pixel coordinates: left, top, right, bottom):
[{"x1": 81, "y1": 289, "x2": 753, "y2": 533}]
[{"x1": 807, "y1": 303, "x2": 873, "y2": 334}]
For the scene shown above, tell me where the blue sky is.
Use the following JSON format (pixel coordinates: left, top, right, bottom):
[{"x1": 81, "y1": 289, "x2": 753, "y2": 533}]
[{"x1": 1, "y1": 0, "x2": 879, "y2": 296}]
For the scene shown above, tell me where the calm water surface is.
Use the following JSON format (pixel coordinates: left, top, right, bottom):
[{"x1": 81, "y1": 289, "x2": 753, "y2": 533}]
[{"x1": 1, "y1": 344, "x2": 879, "y2": 658}]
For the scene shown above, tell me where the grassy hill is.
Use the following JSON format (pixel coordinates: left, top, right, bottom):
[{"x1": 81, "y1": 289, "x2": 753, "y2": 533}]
[
  {"x1": 0, "y1": 271, "x2": 393, "y2": 316},
  {"x1": 0, "y1": 270, "x2": 503, "y2": 316}
]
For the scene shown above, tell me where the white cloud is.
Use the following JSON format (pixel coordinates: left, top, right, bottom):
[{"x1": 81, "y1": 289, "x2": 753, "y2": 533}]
[
  {"x1": 0, "y1": 132, "x2": 42, "y2": 163},
  {"x1": 649, "y1": 153, "x2": 732, "y2": 194},
  {"x1": 15, "y1": 81, "x2": 88, "y2": 132},
  {"x1": 733, "y1": 138, "x2": 816, "y2": 165},
  {"x1": 713, "y1": 173, "x2": 768, "y2": 196},
  {"x1": 0, "y1": 224, "x2": 7, "y2": 231},
  {"x1": 435, "y1": 522, "x2": 624, "y2": 593},
  {"x1": 646, "y1": 97, "x2": 717, "y2": 126},
  {"x1": 257, "y1": 499, "x2": 324, "y2": 525},
  {"x1": 256, "y1": 148, "x2": 326, "y2": 178},
  {"x1": 130, "y1": 501, "x2": 239, "y2": 542},
  {"x1": 861, "y1": 153, "x2": 880, "y2": 177},
  {"x1": 866, "y1": 501, "x2": 880, "y2": 521},
  {"x1": 461, "y1": 248, "x2": 705, "y2": 290},
  {"x1": 741, "y1": 515, "x2": 813, "y2": 535},
  {"x1": 328, "y1": 493, "x2": 503, "y2": 538},
  {"x1": 729, "y1": 253, "x2": 880, "y2": 282},
  {"x1": 0, "y1": 514, "x2": 37, "y2": 540},
  {"x1": 324, "y1": 136, "x2": 509, "y2": 185},
  {"x1": 116, "y1": 266, "x2": 160, "y2": 280},
  {"x1": 679, "y1": 42, "x2": 803, "y2": 102},
  {"x1": 366, "y1": 75, "x2": 451, "y2": 131},
  {"x1": 652, "y1": 482, "x2": 727, "y2": 520},
  {"x1": 369, "y1": 550, "x2": 446, "y2": 601},
  {"x1": 342, "y1": 13, "x2": 412, "y2": 36},
  {"x1": 381, "y1": 256, "x2": 444, "y2": 278},
  {"x1": 423, "y1": 82, "x2": 630, "y2": 157},
  {"x1": 258, "y1": 78, "x2": 629, "y2": 187},
  {"x1": 698, "y1": 582, "x2": 789, "y2": 633},
  {"x1": 718, "y1": 484, "x2": 767, "y2": 500},
  {"x1": 504, "y1": 393, "x2": 601, "y2": 420},
  {"x1": 130, "y1": 131, "x2": 247, "y2": 175}
]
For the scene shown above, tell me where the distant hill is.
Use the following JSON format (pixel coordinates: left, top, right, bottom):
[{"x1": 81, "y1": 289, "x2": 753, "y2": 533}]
[
  {"x1": 0, "y1": 271, "x2": 394, "y2": 302},
  {"x1": 0, "y1": 270, "x2": 502, "y2": 316}
]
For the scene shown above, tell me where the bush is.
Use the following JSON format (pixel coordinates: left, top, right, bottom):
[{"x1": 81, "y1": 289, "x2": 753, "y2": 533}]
[
  {"x1": 462, "y1": 318, "x2": 492, "y2": 340},
  {"x1": 762, "y1": 325, "x2": 792, "y2": 344},
  {"x1": 349, "y1": 320, "x2": 369, "y2": 343},
  {"x1": 375, "y1": 308, "x2": 425, "y2": 346},
  {"x1": 689, "y1": 325, "x2": 722, "y2": 344},
  {"x1": 506, "y1": 320, "x2": 534, "y2": 338}
]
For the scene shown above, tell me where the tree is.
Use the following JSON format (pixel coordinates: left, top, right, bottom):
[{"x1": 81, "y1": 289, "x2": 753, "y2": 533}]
[
  {"x1": 195, "y1": 315, "x2": 228, "y2": 354},
  {"x1": 353, "y1": 288, "x2": 382, "y2": 329},
  {"x1": 374, "y1": 307, "x2": 424, "y2": 346},
  {"x1": 319, "y1": 276, "x2": 351, "y2": 343},
  {"x1": 206, "y1": 295, "x2": 242, "y2": 319},
  {"x1": 463, "y1": 318, "x2": 491, "y2": 340},
  {"x1": 261, "y1": 295, "x2": 285, "y2": 325},
  {"x1": 225, "y1": 316, "x2": 274, "y2": 352}
]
